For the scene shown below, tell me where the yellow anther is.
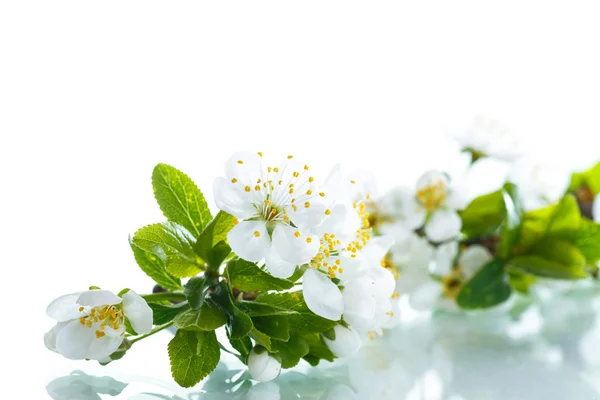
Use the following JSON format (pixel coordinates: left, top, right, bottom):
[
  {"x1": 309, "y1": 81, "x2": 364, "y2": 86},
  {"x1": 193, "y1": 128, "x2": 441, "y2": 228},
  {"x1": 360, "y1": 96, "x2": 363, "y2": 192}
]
[
  {"x1": 289, "y1": 188, "x2": 294, "y2": 194},
  {"x1": 294, "y1": 231, "x2": 301, "y2": 238},
  {"x1": 233, "y1": 218, "x2": 239, "y2": 225},
  {"x1": 95, "y1": 330, "x2": 106, "y2": 338},
  {"x1": 255, "y1": 185, "x2": 261, "y2": 191},
  {"x1": 306, "y1": 189, "x2": 313, "y2": 195},
  {"x1": 335, "y1": 259, "x2": 341, "y2": 265},
  {"x1": 237, "y1": 160, "x2": 244, "y2": 164},
  {"x1": 392, "y1": 292, "x2": 401, "y2": 299},
  {"x1": 274, "y1": 167, "x2": 279, "y2": 173},
  {"x1": 291, "y1": 198, "x2": 295, "y2": 203},
  {"x1": 350, "y1": 179, "x2": 356, "y2": 184},
  {"x1": 245, "y1": 186, "x2": 251, "y2": 192},
  {"x1": 309, "y1": 177, "x2": 314, "y2": 183},
  {"x1": 86, "y1": 320, "x2": 92, "y2": 327},
  {"x1": 257, "y1": 152, "x2": 263, "y2": 157},
  {"x1": 289, "y1": 183, "x2": 294, "y2": 188},
  {"x1": 268, "y1": 167, "x2": 272, "y2": 173},
  {"x1": 231, "y1": 178, "x2": 238, "y2": 183},
  {"x1": 254, "y1": 231, "x2": 261, "y2": 237},
  {"x1": 386, "y1": 311, "x2": 395, "y2": 317},
  {"x1": 304, "y1": 165, "x2": 309, "y2": 170},
  {"x1": 292, "y1": 204, "x2": 297, "y2": 211},
  {"x1": 319, "y1": 192, "x2": 325, "y2": 197},
  {"x1": 79, "y1": 307, "x2": 84, "y2": 312},
  {"x1": 287, "y1": 155, "x2": 294, "y2": 159},
  {"x1": 284, "y1": 215, "x2": 290, "y2": 221},
  {"x1": 306, "y1": 237, "x2": 313, "y2": 243},
  {"x1": 293, "y1": 171, "x2": 300, "y2": 178},
  {"x1": 278, "y1": 180, "x2": 283, "y2": 185},
  {"x1": 304, "y1": 202, "x2": 311, "y2": 208},
  {"x1": 80, "y1": 317, "x2": 86, "y2": 325},
  {"x1": 338, "y1": 267, "x2": 344, "y2": 273},
  {"x1": 325, "y1": 209, "x2": 331, "y2": 215}
]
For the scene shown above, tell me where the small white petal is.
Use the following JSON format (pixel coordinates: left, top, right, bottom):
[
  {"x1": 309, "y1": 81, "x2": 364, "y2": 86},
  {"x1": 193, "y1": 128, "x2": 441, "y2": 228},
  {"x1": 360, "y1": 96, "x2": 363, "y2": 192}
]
[
  {"x1": 289, "y1": 200, "x2": 328, "y2": 232},
  {"x1": 271, "y1": 224, "x2": 319, "y2": 265},
  {"x1": 361, "y1": 236, "x2": 394, "y2": 269},
  {"x1": 316, "y1": 204, "x2": 361, "y2": 243},
  {"x1": 381, "y1": 187, "x2": 427, "y2": 230},
  {"x1": 409, "y1": 281, "x2": 444, "y2": 311},
  {"x1": 433, "y1": 241, "x2": 459, "y2": 276},
  {"x1": 44, "y1": 322, "x2": 69, "y2": 353},
  {"x1": 122, "y1": 290, "x2": 153, "y2": 335},
  {"x1": 227, "y1": 221, "x2": 270, "y2": 262},
  {"x1": 396, "y1": 268, "x2": 429, "y2": 294},
  {"x1": 424, "y1": 209, "x2": 462, "y2": 242},
  {"x1": 265, "y1": 246, "x2": 297, "y2": 278},
  {"x1": 77, "y1": 290, "x2": 122, "y2": 308},
  {"x1": 224, "y1": 151, "x2": 263, "y2": 186},
  {"x1": 56, "y1": 319, "x2": 124, "y2": 360},
  {"x1": 342, "y1": 278, "x2": 376, "y2": 332},
  {"x1": 213, "y1": 177, "x2": 257, "y2": 219},
  {"x1": 594, "y1": 196, "x2": 600, "y2": 223},
  {"x1": 248, "y1": 347, "x2": 281, "y2": 382},
  {"x1": 302, "y1": 269, "x2": 343, "y2": 321},
  {"x1": 46, "y1": 292, "x2": 85, "y2": 322},
  {"x1": 323, "y1": 325, "x2": 362, "y2": 358},
  {"x1": 367, "y1": 266, "x2": 396, "y2": 301},
  {"x1": 459, "y1": 245, "x2": 493, "y2": 278}
]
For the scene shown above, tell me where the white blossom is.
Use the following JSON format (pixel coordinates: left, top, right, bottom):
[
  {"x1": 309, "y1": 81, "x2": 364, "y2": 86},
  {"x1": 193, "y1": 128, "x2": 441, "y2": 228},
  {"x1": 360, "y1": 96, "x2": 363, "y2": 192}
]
[
  {"x1": 44, "y1": 290, "x2": 152, "y2": 361},
  {"x1": 322, "y1": 325, "x2": 362, "y2": 358},
  {"x1": 455, "y1": 116, "x2": 522, "y2": 161},
  {"x1": 214, "y1": 152, "x2": 332, "y2": 278},
  {"x1": 248, "y1": 346, "x2": 281, "y2": 382}
]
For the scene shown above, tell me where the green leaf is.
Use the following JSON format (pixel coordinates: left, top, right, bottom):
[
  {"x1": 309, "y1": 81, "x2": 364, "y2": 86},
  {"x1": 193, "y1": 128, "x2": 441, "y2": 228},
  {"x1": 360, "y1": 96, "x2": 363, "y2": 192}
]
[
  {"x1": 456, "y1": 259, "x2": 512, "y2": 309},
  {"x1": 168, "y1": 330, "x2": 220, "y2": 388},
  {"x1": 252, "y1": 292, "x2": 337, "y2": 333},
  {"x1": 532, "y1": 238, "x2": 587, "y2": 269},
  {"x1": 510, "y1": 255, "x2": 587, "y2": 279},
  {"x1": 194, "y1": 211, "x2": 236, "y2": 269},
  {"x1": 148, "y1": 302, "x2": 190, "y2": 325},
  {"x1": 152, "y1": 163, "x2": 212, "y2": 238},
  {"x1": 302, "y1": 333, "x2": 335, "y2": 366},
  {"x1": 226, "y1": 259, "x2": 294, "y2": 292},
  {"x1": 236, "y1": 300, "x2": 300, "y2": 317},
  {"x1": 132, "y1": 222, "x2": 204, "y2": 278},
  {"x1": 129, "y1": 238, "x2": 182, "y2": 291},
  {"x1": 459, "y1": 190, "x2": 505, "y2": 237},
  {"x1": 252, "y1": 316, "x2": 290, "y2": 341},
  {"x1": 211, "y1": 282, "x2": 253, "y2": 339},
  {"x1": 573, "y1": 219, "x2": 600, "y2": 263},
  {"x1": 125, "y1": 318, "x2": 137, "y2": 335},
  {"x1": 508, "y1": 270, "x2": 536, "y2": 295},
  {"x1": 497, "y1": 183, "x2": 522, "y2": 260},
  {"x1": 271, "y1": 333, "x2": 309, "y2": 369},
  {"x1": 249, "y1": 329, "x2": 273, "y2": 351},
  {"x1": 547, "y1": 195, "x2": 581, "y2": 236},
  {"x1": 173, "y1": 301, "x2": 227, "y2": 331},
  {"x1": 586, "y1": 162, "x2": 600, "y2": 194},
  {"x1": 184, "y1": 276, "x2": 211, "y2": 310},
  {"x1": 227, "y1": 331, "x2": 252, "y2": 362}
]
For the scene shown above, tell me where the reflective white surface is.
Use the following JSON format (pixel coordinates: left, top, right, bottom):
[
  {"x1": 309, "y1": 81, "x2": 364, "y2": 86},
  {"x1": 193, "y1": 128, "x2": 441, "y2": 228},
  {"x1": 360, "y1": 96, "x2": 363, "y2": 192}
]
[{"x1": 46, "y1": 286, "x2": 600, "y2": 400}]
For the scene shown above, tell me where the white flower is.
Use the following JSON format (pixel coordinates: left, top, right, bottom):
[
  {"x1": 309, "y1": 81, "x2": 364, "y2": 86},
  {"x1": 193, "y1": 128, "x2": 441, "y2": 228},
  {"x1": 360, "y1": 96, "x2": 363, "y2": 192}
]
[
  {"x1": 593, "y1": 195, "x2": 600, "y2": 223},
  {"x1": 44, "y1": 289, "x2": 152, "y2": 361},
  {"x1": 508, "y1": 157, "x2": 571, "y2": 211},
  {"x1": 455, "y1": 116, "x2": 521, "y2": 161},
  {"x1": 214, "y1": 152, "x2": 332, "y2": 278},
  {"x1": 247, "y1": 346, "x2": 281, "y2": 382},
  {"x1": 409, "y1": 244, "x2": 492, "y2": 311},
  {"x1": 323, "y1": 325, "x2": 362, "y2": 358}
]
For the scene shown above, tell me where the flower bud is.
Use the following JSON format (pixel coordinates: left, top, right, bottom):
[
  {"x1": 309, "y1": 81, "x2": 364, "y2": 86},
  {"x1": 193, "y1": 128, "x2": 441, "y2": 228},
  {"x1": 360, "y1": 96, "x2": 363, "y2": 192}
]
[
  {"x1": 247, "y1": 346, "x2": 281, "y2": 382},
  {"x1": 323, "y1": 325, "x2": 362, "y2": 358}
]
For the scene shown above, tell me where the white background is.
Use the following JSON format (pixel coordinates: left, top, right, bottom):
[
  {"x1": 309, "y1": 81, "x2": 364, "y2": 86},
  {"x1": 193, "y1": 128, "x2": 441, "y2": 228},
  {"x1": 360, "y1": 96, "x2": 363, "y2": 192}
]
[{"x1": 1, "y1": 1, "x2": 600, "y2": 398}]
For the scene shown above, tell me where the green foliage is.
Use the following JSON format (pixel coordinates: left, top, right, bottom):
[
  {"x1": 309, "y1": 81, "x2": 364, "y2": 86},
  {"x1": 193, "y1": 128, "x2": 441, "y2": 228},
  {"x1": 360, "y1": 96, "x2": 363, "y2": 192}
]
[
  {"x1": 148, "y1": 302, "x2": 190, "y2": 325},
  {"x1": 457, "y1": 259, "x2": 512, "y2": 309},
  {"x1": 302, "y1": 333, "x2": 335, "y2": 366},
  {"x1": 459, "y1": 189, "x2": 506, "y2": 237},
  {"x1": 132, "y1": 222, "x2": 204, "y2": 278},
  {"x1": 129, "y1": 238, "x2": 182, "y2": 291},
  {"x1": 152, "y1": 163, "x2": 212, "y2": 238},
  {"x1": 569, "y1": 161, "x2": 600, "y2": 194},
  {"x1": 173, "y1": 301, "x2": 227, "y2": 331},
  {"x1": 236, "y1": 300, "x2": 299, "y2": 317},
  {"x1": 227, "y1": 332, "x2": 252, "y2": 362},
  {"x1": 211, "y1": 282, "x2": 253, "y2": 339},
  {"x1": 497, "y1": 183, "x2": 522, "y2": 260},
  {"x1": 252, "y1": 316, "x2": 290, "y2": 341},
  {"x1": 572, "y1": 219, "x2": 600, "y2": 263},
  {"x1": 249, "y1": 329, "x2": 273, "y2": 351},
  {"x1": 508, "y1": 270, "x2": 536, "y2": 295},
  {"x1": 184, "y1": 276, "x2": 211, "y2": 310},
  {"x1": 510, "y1": 255, "x2": 587, "y2": 279},
  {"x1": 225, "y1": 259, "x2": 295, "y2": 292},
  {"x1": 194, "y1": 211, "x2": 236, "y2": 269},
  {"x1": 271, "y1": 333, "x2": 309, "y2": 369},
  {"x1": 168, "y1": 330, "x2": 220, "y2": 388}
]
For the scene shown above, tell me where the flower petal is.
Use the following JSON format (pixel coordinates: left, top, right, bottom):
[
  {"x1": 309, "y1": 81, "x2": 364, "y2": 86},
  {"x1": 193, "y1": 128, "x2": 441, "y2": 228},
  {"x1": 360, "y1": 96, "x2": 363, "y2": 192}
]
[
  {"x1": 213, "y1": 177, "x2": 257, "y2": 219},
  {"x1": 248, "y1": 347, "x2": 281, "y2": 382},
  {"x1": 44, "y1": 322, "x2": 69, "y2": 353},
  {"x1": 459, "y1": 244, "x2": 492, "y2": 278},
  {"x1": 46, "y1": 292, "x2": 85, "y2": 322},
  {"x1": 265, "y1": 245, "x2": 297, "y2": 278},
  {"x1": 122, "y1": 290, "x2": 153, "y2": 335},
  {"x1": 302, "y1": 269, "x2": 344, "y2": 321},
  {"x1": 433, "y1": 241, "x2": 459, "y2": 276},
  {"x1": 367, "y1": 266, "x2": 396, "y2": 300},
  {"x1": 409, "y1": 281, "x2": 444, "y2": 311},
  {"x1": 77, "y1": 290, "x2": 122, "y2": 308},
  {"x1": 316, "y1": 204, "x2": 361, "y2": 243},
  {"x1": 271, "y1": 224, "x2": 319, "y2": 265},
  {"x1": 396, "y1": 268, "x2": 429, "y2": 295},
  {"x1": 424, "y1": 209, "x2": 462, "y2": 243},
  {"x1": 224, "y1": 151, "x2": 263, "y2": 186},
  {"x1": 594, "y1": 196, "x2": 600, "y2": 223},
  {"x1": 342, "y1": 278, "x2": 376, "y2": 332},
  {"x1": 323, "y1": 325, "x2": 362, "y2": 358},
  {"x1": 361, "y1": 236, "x2": 394, "y2": 269},
  {"x1": 380, "y1": 187, "x2": 426, "y2": 230},
  {"x1": 227, "y1": 221, "x2": 270, "y2": 262},
  {"x1": 56, "y1": 319, "x2": 124, "y2": 360}
]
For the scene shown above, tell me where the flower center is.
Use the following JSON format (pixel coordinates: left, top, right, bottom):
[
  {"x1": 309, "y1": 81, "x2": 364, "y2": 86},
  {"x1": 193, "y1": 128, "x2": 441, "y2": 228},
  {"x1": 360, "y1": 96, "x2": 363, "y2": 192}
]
[
  {"x1": 416, "y1": 180, "x2": 448, "y2": 211},
  {"x1": 78, "y1": 304, "x2": 125, "y2": 338}
]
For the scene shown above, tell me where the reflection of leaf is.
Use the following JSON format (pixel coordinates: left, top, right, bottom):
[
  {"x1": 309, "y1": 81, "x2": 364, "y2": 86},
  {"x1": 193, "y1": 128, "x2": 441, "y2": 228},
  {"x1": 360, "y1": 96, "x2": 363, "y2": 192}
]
[{"x1": 46, "y1": 370, "x2": 127, "y2": 400}]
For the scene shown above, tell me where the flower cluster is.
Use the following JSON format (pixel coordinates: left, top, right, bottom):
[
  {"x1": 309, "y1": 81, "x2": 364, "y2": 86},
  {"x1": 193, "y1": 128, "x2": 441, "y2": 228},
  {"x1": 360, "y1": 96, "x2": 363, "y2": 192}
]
[{"x1": 44, "y1": 127, "x2": 600, "y2": 388}]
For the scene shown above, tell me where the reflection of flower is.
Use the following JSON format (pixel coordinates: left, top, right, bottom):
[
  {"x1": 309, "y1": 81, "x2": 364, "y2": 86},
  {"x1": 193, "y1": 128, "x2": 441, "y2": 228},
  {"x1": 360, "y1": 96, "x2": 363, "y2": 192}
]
[
  {"x1": 46, "y1": 370, "x2": 128, "y2": 400},
  {"x1": 45, "y1": 290, "x2": 152, "y2": 361}
]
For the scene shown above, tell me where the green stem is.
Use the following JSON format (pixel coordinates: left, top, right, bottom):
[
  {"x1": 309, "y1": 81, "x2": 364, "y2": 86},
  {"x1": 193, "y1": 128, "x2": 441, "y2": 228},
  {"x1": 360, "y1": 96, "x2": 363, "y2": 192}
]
[
  {"x1": 219, "y1": 343, "x2": 244, "y2": 362},
  {"x1": 130, "y1": 321, "x2": 174, "y2": 344},
  {"x1": 141, "y1": 292, "x2": 187, "y2": 302}
]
